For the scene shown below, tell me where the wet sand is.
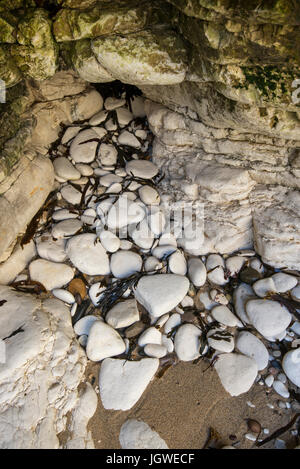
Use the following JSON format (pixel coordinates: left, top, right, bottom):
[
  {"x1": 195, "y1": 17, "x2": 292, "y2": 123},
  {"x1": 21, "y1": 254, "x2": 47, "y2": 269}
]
[{"x1": 86, "y1": 360, "x2": 294, "y2": 449}]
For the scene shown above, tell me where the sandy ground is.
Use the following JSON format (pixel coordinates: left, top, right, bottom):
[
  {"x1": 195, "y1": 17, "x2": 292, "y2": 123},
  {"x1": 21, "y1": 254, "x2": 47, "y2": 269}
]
[{"x1": 86, "y1": 359, "x2": 296, "y2": 450}]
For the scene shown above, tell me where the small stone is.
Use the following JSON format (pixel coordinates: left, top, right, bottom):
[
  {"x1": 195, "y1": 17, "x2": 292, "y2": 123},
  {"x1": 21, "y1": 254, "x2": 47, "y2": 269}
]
[
  {"x1": 236, "y1": 331, "x2": 269, "y2": 370},
  {"x1": 125, "y1": 160, "x2": 158, "y2": 180},
  {"x1": 119, "y1": 419, "x2": 168, "y2": 449},
  {"x1": 107, "y1": 196, "x2": 145, "y2": 229},
  {"x1": 225, "y1": 256, "x2": 245, "y2": 276},
  {"x1": 29, "y1": 259, "x2": 74, "y2": 291},
  {"x1": 75, "y1": 163, "x2": 94, "y2": 177},
  {"x1": 138, "y1": 327, "x2": 162, "y2": 347},
  {"x1": 207, "y1": 328, "x2": 234, "y2": 353},
  {"x1": 130, "y1": 219, "x2": 154, "y2": 250},
  {"x1": 273, "y1": 380, "x2": 290, "y2": 398},
  {"x1": 89, "y1": 282, "x2": 106, "y2": 306},
  {"x1": 99, "y1": 230, "x2": 120, "y2": 253},
  {"x1": 66, "y1": 233, "x2": 110, "y2": 276},
  {"x1": 138, "y1": 186, "x2": 160, "y2": 205},
  {"x1": 86, "y1": 321, "x2": 125, "y2": 362},
  {"x1": 168, "y1": 251, "x2": 187, "y2": 275},
  {"x1": 52, "y1": 208, "x2": 79, "y2": 221},
  {"x1": 98, "y1": 143, "x2": 118, "y2": 167},
  {"x1": 188, "y1": 258, "x2": 207, "y2": 287},
  {"x1": 144, "y1": 256, "x2": 162, "y2": 272},
  {"x1": 99, "y1": 358, "x2": 159, "y2": 410},
  {"x1": 211, "y1": 305, "x2": 239, "y2": 327},
  {"x1": 70, "y1": 128, "x2": 105, "y2": 163},
  {"x1": 116, "y1": 107, "x2": 133, "y2": 126},
  {"x1": 134, "y1": 274, "x2": 190, "y2": 317},
  {"x1": 52, "y1": 288, "x2": 75, "y2": 304},
  {"x1": 74, "y1": 315, "x2": 99, "y2": 336},
  {"x1": 174, "y1": 323, "x2": 202, "y2": 361},
  {"x1": 61, "y1": 185, "x2": 82, "y2": 205},
  {"x1": 271, "y1": 273, "x2": 298, "y2": 293},
  {"x1": 164, "y1": 313, "x2": 181, "y2": 335},
  {"x1": 110, "y1": 251, "x2": 142, "y2": 279},
  {"x1": 68, "y1": 278, "x2": 86, "y2": 300},
  {"x1": 89, "y1": 110, "x2": 108, "y2": 125},
  {"x1": 291, "y1": 285, "x2": 300, "y2": 302},
  {"x1": 104, "y1": 97, "x2": 126, "y2": 110},
  {"x1": 53, "y1": 157, "x2": 81, "y2": 180},
  {"x1": 35, "y1": 234, "x2": 67, "y2": 263},
  {"x1": 152, "y1": 244, "x2": 176, "y2": 260},
  {"x1": 125, "y1": 321, "x2": 146, "y2": 339},
  {"x1": 253, "y1": 277, "x2": 276, "y2": 298},
  {"x1": 233, "y1": 283, "x2": 256, "y2": 324},
  {"x1": 61, "y1": 126, "x2": 82, "y2": 145},
  {"x1": 246, "y1": 299, "x2": 291, "y2": 337},
  {"x1": 106, "y1": 299, "x2": 139, "y2": 329},
  {"x1": 144, "y1": 344, "x2": 167, "y2": 359},
  {"x1": 100, "y1": 173, "x2": 122, "y2": 187},
  {"x1": 52, "y1": 219, "x2": 83, "y2": 239},
  {"x1": 148, "y1": 209, "x2": 166, "y2": 236},
  {"x1": 214, "y1": 353, "x2": 258, "y2": 396},
  {"x1": 265, "y1": 375, "x2": 274, "y2": 387},
  {"x1": 118, "y1": 131, "x2": 141, "y2": 148},
  {"x1": 282, "y1": 348, "x2": 300, "y2": 387}
]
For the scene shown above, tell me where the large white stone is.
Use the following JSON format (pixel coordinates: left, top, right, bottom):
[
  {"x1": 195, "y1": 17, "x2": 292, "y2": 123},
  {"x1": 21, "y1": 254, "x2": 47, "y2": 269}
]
[
  {"x1": 110, "y1": 251, "x2": 142, "y2": 279},
  {"x1": 138, "y1": 327, "x2": 162, "y2": 347},
  {"x1": 253, "y1": 277, "x2": 276, "y2": 298},
  {"x1": 35, "y1": 234, "x2": 67, "y2": 263},
  {"x1": 107, "y1": 197, "x2": 146, "y2": 229},
  {"x1": 207, "y1": 328, "x2": 234, "y2": 353},
  {"x1": 99, "y1": 358, "x2": 159, "y2": 410},
  {"x1": 86, "y1": 322, "x2": 125, "y2": 362},
  {"x1": 211, "y1": 305, "x2": 239, "y2": 327},
  {"x1": 168, "y1": 250, "x2": 187, "y2": 275},
  {"x1": 99, "y1": 230, "x2": 120, "y2": 253},
  {"x1": 70, "y1": 128, "x2": 105, "y2": 163},
  {"x1": 29, "y1": 259, "x2": 74, "y2": 291},
  {"x1": 116, "y1": 107, "x2": 133, "y2": 127},
  {"x1": 118, "y1": 131, "x2": 141, "y2": 149},
  {"x1": 174, "y1": 324, "x2": 202, "y2": 361},
  {"x1": 130, "y1": 219, "x2": 154, "y2": 250},
  {"x1": 134, "y1": 274, "x2": 189, "y2": 317},
  {"x1": 271, "y1": 273, "x2": 298, "y2": 293},
  {"x1": 66, "y1": 234, "x2": 110, "y2": 276},
  {"x1": 214, "y1": 353, "x2": 258, "y2": 396},
  {"x1": 233, "y1": 283, "x2": 255, "y2": 324},
  {"x1": 236, "y1": 331, "x2": 269, "y2": 370},
  {"x1": 52, "y1": 219, "x2": 83, "y2": 239},
  {"x1": 106, "y1": 299, "x2": 139, "y2": 329},
  {"x1": 246, "y1": 299, "x2": 291, "y2": 337},
  {"x1": 74, "y1": 315, "x2": 100, "y2": 336},
  {"x1": 98, "y1": 143, "x2": 118, "y2": 167},
  {"x1": 282, "y1": 348, "x2": 300, "y2": 387},
  {"x1": 61, "y1": 185, "x2": 82, "y2": 205},
  {"x1": 119, "y1": 419, "x2": 168, "y2": 449}
]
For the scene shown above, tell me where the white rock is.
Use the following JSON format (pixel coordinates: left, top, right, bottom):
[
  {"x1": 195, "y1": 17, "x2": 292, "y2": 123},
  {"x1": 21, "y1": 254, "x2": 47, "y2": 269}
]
[
  {"x1": 99, "y1": 230, "x2": 120, "y2": 253},
  {"x1": 29, "y1": 259, "x2": 74, "y2": 291},
  {"x1": 0, "y1": 240, "x2": 36, "y2": 285},
  {"x1": 144, "y1": 256, "x2": 162, "y2": 272},
  {"x1": 75, "y1": 163, "x2": 94, "y2": 177},
  {"x1": 126, "y1": 160, "x2": 158, "y2": 179},
  {"x1": 159, "y1": 232, "x2": 177, "y2": 247},
  {"x1": 53, "y1": 157, "x2": 81, "y2": 180},
  {"x1": 291, "y1": 286, "x2": 300, "y2": 302},
  {"x1": 100, "y1": 173, "x2": 122, "y2": 187},
  {"x1": 74, "y1": 315, "x2": 100, "y2": 336},
  {"x1": 118, "y1": 131, "x2": 141, "y2": 148},
  {"x1": 211, "y1": 305, "x2": 239, "y2": 327},
  {"x1": 89, "y1": 110, "x2": 108, "y2": 125},
  {"x1": 206, "y1": 254, "x2": 228, "y2": 285},
  {"x1": 271, "y1": 273, "x2": 298, "y2": 293},
  {"x1": 66, "y1": 233, "x2": 110, "y2": 275},
  {"x1": 253, "y1": 277, "x2": 276, "y2": 297},
  {"x1": 206, "y1": 254, "x2": 225, "y2": 270},
  {"x1": 52, "y1": 289, "x2": 75, "y2": 304},
  {"x1": 105, "y1": 118, "x2": 117, "y2": 131},
  {"x1": 174, "y1": 323, "x2": 202, "y2": 361},
  {"x1": 144, "y1": 344, "x2": 167, "y2": 359},
  {"x1": 168, "y1": 251, "x2": 187, "y2": 275},
  {"x1": 131, "y1": 96, "x2": 146, "y2": 117},
  {"x1": 233, "y1": 283, "x2": 255, "y2": 324},
  {"x1": 104, "y1": 97, "x2": 126, "y2": 110},
  {"x1": 135, "y1": 274, "x2": 189, "y2": 317},
  {"x1": 207, "y1": 328, "x2": 234, "y2": 353},
  {"x1": 246, "y1": 299, "x2": 291, "y2": 337},
  {"x1": 70, "y1": 128, "x2": 105, "y2": 163},
  {"x1": 164, "y1": 313, "x2": 181, "y2": 335},
  {"x1": 61, "y1": 126, "x2": 82, "y2": 145},
  {"x1": 107, "y1": 196, "x2": 145, "y2": 229},
  {"x1": 119, "y1": 419, "x2": 168, "y2": 449},
  {"x1": 236, "y1": 331, "x2": 269, "y2": 370},
  {"x1": 214, "y1": 353, "x2": 258, "y2": 396},
  {"x1": 36, "y1": 234, "x2": 67, "y2": 263},
  {"x1": 52, "y1": 208, "x2": 79, "y2": 221},
  {"x1": 197, "y1": 291, "x2": 218, "y2": 310},
  {"x1": 291, "y1": 321, "x2": 300, "y2": 335},
  {"x1": 86, "y1": 322, "x2": 125, "y2": 361},
  {"x1": 120, "y1": 240, "x2": 133, "y2": 250},
  {"x1": 116, "y1": 107, "x2": 133, "y2": 126},
  {"x1": 188, "y1": 258, "x2": 206, "y2": 287},
  {"x1": 110, "y1": 251, "x2": 142, "y2": 279},
  {"x1": 273, "y1": 380, "x2": 290, "y2": 398},
  {"x1": 98, "y1": 143, "x2": 118, "y2": 167},
  {"x1": 162, "y1": 334, "x2": 174, "y2": 353},
  {"x1": 225, "y1": 256, "x2": 245, "y2": 276},
  {"x1": 52, "y1": 219, "x2": 83, "y2": 239},
  {"x1": 106, "y1": 299, "x2": 139, "y2": 329},
  {"x1": 250, "y1": 258, "x2": 265, "y2": 274},
  {"x1": 138, "y1": 186, "x2": 160, "y2": 205},
  {"x1": 152, "y1": 244, "x2": 176, "y2": 260},
  {"x1": 138, "y1": 327, "x2": 162, "y2": 347},
  {"x1": 282, "y1": 348, "x2": 300, "y2": 387},
  {"x1": 99, "y1": 358, "x2": 159, "y2": 410},
  {"x1": 89, "y1": 282, "x2": 106, "y2": 306},
  {"x1": 148, "y1": 209, "x2": 166, "y2": 236},
  {"x1": 130, "y1": 219, "x2": 154, "y2": 249},
  {"x1": 181, "y1": 296, "x2": 194, "y2": 308},
  {"x1": 61, "y1": 185, "x2": 82, "y2": 205}
]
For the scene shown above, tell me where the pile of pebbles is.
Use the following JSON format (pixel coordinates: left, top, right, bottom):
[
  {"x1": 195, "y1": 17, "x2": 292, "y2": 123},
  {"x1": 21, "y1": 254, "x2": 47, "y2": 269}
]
[{"x1": 17, "y1": 89, "x2": 300, "y2": 441}]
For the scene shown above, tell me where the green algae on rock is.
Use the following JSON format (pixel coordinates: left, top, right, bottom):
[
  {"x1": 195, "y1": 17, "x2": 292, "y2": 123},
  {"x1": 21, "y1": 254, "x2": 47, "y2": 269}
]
[
  {"x1": 0, "y1": 12, "x2": 18, "y2": 44},
  {"x1": 92, "y1": 30, "x2": 188, "y2": 85},
  {"x1": 70, "y1": 39, "x2": 114, "y2": 83},
  {"x1": 0, "y1": 45, "x2": 22, "y2": 87}
]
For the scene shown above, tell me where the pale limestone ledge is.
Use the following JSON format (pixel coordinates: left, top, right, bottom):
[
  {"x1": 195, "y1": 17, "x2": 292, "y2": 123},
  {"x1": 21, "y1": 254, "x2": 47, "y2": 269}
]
[{"x1": 0, "y1": 285, "x2": 95, "y2": 449}]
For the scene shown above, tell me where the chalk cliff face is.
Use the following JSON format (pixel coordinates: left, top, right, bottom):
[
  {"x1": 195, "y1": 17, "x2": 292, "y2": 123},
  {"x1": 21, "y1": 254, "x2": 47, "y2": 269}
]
[{"x1": 0, "y1": 0, "x2": 299, "y2": 267}]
